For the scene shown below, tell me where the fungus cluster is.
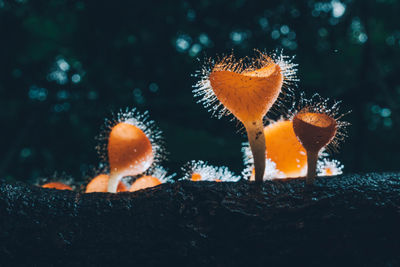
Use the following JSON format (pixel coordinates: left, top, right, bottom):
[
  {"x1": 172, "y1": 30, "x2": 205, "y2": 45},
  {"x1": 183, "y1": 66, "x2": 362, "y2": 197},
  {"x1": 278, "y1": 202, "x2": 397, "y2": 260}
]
[
  {"x1": 90, "y1": 109, "x2": 171, "y2": 193},
  {"x1": 241, "y1": 100, "x2": 347, "y2": 182},
  {"x1": 194, "y1": 51, "x2": 349, "y2": 184},
  {"x1": 38, "y1": 49, "x2": 349, "y2": 191}
]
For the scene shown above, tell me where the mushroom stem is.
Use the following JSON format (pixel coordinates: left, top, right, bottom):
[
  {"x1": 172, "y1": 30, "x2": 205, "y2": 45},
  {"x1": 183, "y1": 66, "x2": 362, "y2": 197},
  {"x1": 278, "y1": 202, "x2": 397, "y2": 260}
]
[
  {"x1": 245, "y1": 120, "x2": 266, "y2": 183},
  {"x1": 306, "y1": 150, "x2": 319, "y2": 184},
  {"x1": 107, "y1": 172, "x2": 122, "y2": 193}
]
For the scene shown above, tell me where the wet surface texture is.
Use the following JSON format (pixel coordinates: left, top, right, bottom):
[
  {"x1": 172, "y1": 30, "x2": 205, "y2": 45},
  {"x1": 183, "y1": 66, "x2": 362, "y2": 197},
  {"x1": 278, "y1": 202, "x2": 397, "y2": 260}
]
[{"x1": 1, "y1": 173, "x2": 399, "y2": 266}]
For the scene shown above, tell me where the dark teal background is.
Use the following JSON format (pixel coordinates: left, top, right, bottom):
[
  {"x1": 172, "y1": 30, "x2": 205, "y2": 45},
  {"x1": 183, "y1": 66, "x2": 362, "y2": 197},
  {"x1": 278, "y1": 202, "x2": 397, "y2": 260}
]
[{"x1": 0, "y1": 0, "x2": 399, "y2": 182}]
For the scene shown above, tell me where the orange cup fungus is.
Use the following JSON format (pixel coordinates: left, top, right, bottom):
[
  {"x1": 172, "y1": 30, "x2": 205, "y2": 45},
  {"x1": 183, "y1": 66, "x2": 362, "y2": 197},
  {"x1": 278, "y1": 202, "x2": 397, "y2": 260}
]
[
  {"x1": 208, "y1": 60, "x2": 283, "y2": 124},
  {"x1": 293, "y1": 112, "x2": 337, "y2": 184},
  {"x1": 292, "y1": 95, "x2": 349, "y2": 184},
  {"x1": 85, "y1": 174, "x2": 127, "y2": 193},
  {"x1": 107, "y1": 122, "x2": 154, "y2": 192},
  {"x1": 42, "y1": 182, "x2": 72, "y2": 190},
  {"x1": 292, "y1": 113, "x2": 337, "y2": 153},
  {"x1": 96, "y1": 108, "x2": 163, "y2": 193},
  {"x1": 194, "y1": 51, "x2": 297, "y2": 182}
]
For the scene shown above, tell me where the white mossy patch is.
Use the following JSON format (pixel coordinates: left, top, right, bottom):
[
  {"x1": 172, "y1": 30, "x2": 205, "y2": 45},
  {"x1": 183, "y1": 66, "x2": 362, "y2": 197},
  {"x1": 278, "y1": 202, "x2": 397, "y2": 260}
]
[
  {"x1": 317, "y1": 158, "x2": 344, "y2": 176},
  {"x1": 181, "y1": 160, "x2": 240, "y2": 182},
  {"x1": 241, "y1": 142, "x2": 283, "y2": 180}
]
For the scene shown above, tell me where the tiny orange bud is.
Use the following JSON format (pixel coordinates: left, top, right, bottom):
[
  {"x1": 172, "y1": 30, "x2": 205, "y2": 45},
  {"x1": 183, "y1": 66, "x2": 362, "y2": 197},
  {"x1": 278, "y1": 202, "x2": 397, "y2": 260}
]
[
  {"x1": 182, "y1": 160, "x2": 240, "y2": 182},
  {"x1": 317, "y1": 159, "x2": 344, "y2": 177},
  {"x1": 129, "y1": 176, "x2": 162, "y2": 192},
  {"x1": 42, "y1": 182, "x2": 72, "y2": 190},
  {"x1": 191, "y1": 173, "x2": 202, "y2": 181}
]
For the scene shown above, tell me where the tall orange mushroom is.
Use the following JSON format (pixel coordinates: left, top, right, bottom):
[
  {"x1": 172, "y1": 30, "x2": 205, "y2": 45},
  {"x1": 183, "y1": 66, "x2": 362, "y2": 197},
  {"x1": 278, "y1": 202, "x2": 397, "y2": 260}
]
[
  {"x1": 96, "y1": 109, "x2": 164, "y2": 193},
  {"x1": 292, "y1": 95, "x2": 349, "y2": 184},
  {"x1": 194, "y1": 51, "x2": 297, "y2": 182}
]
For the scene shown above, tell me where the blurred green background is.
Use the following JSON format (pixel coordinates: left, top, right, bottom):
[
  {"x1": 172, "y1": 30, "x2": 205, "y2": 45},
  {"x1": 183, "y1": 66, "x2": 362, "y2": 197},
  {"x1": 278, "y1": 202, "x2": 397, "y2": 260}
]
[{"x1": 0, "y1": 0, "x2": 399, "y2": 183}]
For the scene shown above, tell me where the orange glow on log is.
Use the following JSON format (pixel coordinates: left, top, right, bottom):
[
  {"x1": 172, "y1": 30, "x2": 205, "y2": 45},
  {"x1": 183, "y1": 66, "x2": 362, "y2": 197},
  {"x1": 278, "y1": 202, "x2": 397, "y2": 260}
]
[
  {"x1": 42, "y1": 182, "x2": 72, "y2": 190},
  {"x1": 264, "y1": 120, "x2": 307, "y2": 177},
  {"x1": 86, "y1": 174, "x2": 127, "y2": 193},
  {"x1": 129, "y1": 176, "x2": 161, "y2": 192}
]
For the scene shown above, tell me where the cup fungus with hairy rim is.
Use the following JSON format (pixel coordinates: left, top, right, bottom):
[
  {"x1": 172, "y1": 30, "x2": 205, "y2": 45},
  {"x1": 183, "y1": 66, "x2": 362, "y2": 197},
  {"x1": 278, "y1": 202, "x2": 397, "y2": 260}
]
[
  {"x1": 107, "y1": 122, "x2": 154, "y2": 192},
  {"x1": 194, "y1": 51, "x2": 297, "y2": 182},
  {"x1": 42, "y1": 182, "x2": 72, "y2": 190},
  {"x1": 293, "y1": 113, "x2": 336, "y2": 184},
  {"x1": 292, "y1": 94, "x2": 349, "y2": 184},
  {"x1": 96, "y1": 108, "x2": 164, "y2": 193}
]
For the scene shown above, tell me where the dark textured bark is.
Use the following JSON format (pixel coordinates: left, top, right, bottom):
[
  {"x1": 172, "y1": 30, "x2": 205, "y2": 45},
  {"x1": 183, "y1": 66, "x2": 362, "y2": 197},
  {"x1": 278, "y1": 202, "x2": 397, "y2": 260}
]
[{"x1": 0, "y1": 173, "x2": 399, "y2": 266}]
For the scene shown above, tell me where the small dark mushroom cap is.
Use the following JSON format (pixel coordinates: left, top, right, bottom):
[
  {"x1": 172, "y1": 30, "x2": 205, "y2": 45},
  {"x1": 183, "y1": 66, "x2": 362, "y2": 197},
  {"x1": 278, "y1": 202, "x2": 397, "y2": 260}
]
[{"x1": 292, "y1": 112, "x2": 337, "y2": 152}]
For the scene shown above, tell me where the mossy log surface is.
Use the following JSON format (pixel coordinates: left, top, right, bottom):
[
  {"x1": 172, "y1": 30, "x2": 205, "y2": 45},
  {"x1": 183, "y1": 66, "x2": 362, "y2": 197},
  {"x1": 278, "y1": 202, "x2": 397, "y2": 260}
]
[{"x1": 0, "y1": 173, "x2": 399, "y2": 266}]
